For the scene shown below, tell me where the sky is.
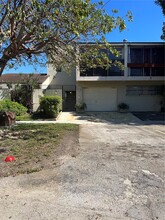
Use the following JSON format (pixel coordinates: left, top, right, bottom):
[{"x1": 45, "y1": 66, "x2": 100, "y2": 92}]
[{"x1": 3, "y1": 0, "x2": 165, "y2": 74}]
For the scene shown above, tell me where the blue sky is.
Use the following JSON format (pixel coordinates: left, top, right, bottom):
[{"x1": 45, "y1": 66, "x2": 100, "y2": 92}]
[
  {"x1": 105, "y1": 0, "x2": 164, "y2": 42},
  {"x1": 3, "y1": 0, "x2": 164, "y2": 74}
]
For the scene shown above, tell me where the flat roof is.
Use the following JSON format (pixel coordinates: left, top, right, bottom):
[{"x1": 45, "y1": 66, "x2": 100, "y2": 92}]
[{"x1": 79, "y1": 42, "x2": 165, "y2": 45}]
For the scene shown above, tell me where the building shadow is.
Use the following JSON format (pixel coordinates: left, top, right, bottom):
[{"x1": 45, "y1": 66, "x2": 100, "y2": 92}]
[{"x1": 74, "y1": 111, "x2": 165, "y2": 126}]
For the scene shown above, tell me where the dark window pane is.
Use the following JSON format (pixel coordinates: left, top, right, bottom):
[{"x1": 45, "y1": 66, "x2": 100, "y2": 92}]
[
  {"x1": 108, "y1": 65, "x2": 123, "y2": 76},
  {"x1": 130, "y1": 48, "x2": 143, "y2": 63},
  {"x1": 80, "y1": 68, "x2": 94, "y2": 76},
  {"x1": 130, "y1": 68, "x2": 143, "y2": 76},
  {"x1": 144, "y1": 68, "x2": 150, "y2": 76},
  {"x1": 152, "y1": 67, "x2": 165, "y2": 76},
  {"x1": 152, "y1": 47, "x2": 165, "y2": 63},
  {"x1": 108, "y1": 47, "x2": 123, "y2": 60},
  {"x1": 144, "y1": 48, "x2": 151, "y2": 63},
  {"x1": 93, "y1": 67, "x2": 107, "y2": 76}
]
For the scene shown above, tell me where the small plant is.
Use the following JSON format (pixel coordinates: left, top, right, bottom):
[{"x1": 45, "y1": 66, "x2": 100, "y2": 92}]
[
  {"x1": 39, "y1": 95, "x2": 62, "y2": 118},
  {"x1": 118, "y1": 103, "x2": 129, "y2": 112},
  {"x1": 75, "y1": 102, "x2": 87, "y2": 112}
]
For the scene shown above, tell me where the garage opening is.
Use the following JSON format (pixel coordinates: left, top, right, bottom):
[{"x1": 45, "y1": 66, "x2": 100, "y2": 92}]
[{"x1": 83, "y1": 87, "x2": 117, "y2": 111}]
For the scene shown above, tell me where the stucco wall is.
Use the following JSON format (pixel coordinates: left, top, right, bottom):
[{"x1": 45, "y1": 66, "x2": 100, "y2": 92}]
[
  {"x1": 77, "y1": 81, "x2": 163, "y2": 112},
  {"x1": 40, "y1": 76, "x2": 51, "y2": 89},
  {"x1": 32, "y1": 89, "x2": 44, "y2": 112},
  {"x1": 48, "y1": 65, "x2": 76, "y2": 86},
  {"x1": 117, "y1": 82, "x2": 163, "y2": 112}
]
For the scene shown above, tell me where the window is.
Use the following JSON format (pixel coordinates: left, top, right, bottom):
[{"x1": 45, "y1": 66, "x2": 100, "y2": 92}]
[
  {"x1": 108, "y1": 65, "x2": 124, "y2": 76},
  {"x1": 130, "y1": 48, "x2": 143, "y2": 63},
  {"x1": 80, "y1": 68, "x2": 94, "y2": 76},
  {"x1": 152, "y1": 67, "x2": 165, "y2": 76},
  {"x1": 130, "y1": 68, "x2": 143, "y2": 76},
  {"x1": 144, "y1": 48, "x2": 151, "y2": 63},
  {"x1": 80, "y1": 47, "x2": 123, "y2": 77},
  {"x1": 144, "y1": 68, "x2": 150, "y2": 76},
  {"x1": 94, "y1": 67, "x2": 107, "y2": 76},
  {"x1": 126, "y1": 86, "x2": 143, "y2": 95},
  {"x1": 152, "y1": 47, "x2": 164, "y2": 64},
  {"x1": 108, "y1": 47, "x2": 123, "y2": 60},
  {"x1": 126, "y1": 86, "x2": 163, "y2": 96}
]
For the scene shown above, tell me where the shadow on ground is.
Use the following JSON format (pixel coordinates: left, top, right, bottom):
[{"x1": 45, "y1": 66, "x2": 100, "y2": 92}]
[
  {"x1": 132, "y1": 112, "x2": 165, "y2": 122},
  {"x1": 75, "y1": 112, "x2": 140, "y2": 124},
  {"x1": 74, "y1": 111, "x2": 165, "y2": 125}
]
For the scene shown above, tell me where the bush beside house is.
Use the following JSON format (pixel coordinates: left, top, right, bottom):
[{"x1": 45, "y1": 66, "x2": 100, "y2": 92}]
[
  {"x1": 38, "y1": 95, "x2": 62, "y2": 118},
  {"x1": 0, "y1": 99, "x2": 27, "y2": 116}
]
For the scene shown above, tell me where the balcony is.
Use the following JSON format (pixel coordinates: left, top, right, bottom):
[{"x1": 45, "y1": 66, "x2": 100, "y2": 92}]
[
  {"x1": 78, "y1": 68, "x2": 124, "y2": 81},
  {"x1": 128, "y1": 47, "x2": 165, "y2": 78},
  {"x1": 78, "y1": 59, "x2": 124, "y2": 81},
  {"x1": 128, "y1": 67, "x2": 165, "y2": 78}
]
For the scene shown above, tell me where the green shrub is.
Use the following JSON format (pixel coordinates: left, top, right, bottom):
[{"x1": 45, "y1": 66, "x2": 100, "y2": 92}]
[
  {"x1": 39, "y1": 95, "x2": 62, "y2": 118},
  {"x1": 0, "y1": 99, "x2": 27, "y2": 116}
]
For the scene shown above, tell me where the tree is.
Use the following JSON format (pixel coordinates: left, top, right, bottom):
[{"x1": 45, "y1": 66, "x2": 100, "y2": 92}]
[
  {"x1": 7, "y1": 74, "x2": 39, "y2": 112},
  {"x1": 155, "y1": 0, "x2": 165, "y2": 40},
  {"x1": 0, "y1": 0, "x2": 132, "y2": 75}
]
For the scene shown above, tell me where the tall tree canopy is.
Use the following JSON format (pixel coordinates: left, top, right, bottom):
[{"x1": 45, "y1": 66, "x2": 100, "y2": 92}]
[
  {"x1": 155, "y1": 0, "x2": 165, "y2": 40},
  {"x1": 0, "y1": 0, "x2": 132, "y2": 75}
]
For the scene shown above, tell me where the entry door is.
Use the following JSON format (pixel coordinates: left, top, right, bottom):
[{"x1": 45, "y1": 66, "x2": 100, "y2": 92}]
[{"x1": 63, "y1": 91, "x2": 76, "y2": 111}]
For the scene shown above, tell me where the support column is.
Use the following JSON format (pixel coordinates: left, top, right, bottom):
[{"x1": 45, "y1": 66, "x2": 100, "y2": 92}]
[{"x1": 124, "y1": 42, "x2": 128, "y2": 77}]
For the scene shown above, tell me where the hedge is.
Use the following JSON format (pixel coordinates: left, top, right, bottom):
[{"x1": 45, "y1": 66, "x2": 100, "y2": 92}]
[
  {"x1": 0, "y1": 99, "x2": 27, "y2": 116},
  {"x1": 39, "y1": 95, "x2": 62, "y2": 118}
]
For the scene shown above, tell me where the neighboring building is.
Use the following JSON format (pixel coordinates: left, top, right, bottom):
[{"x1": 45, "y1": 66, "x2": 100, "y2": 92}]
[
  {"x1": 0, "y1": 73, "x2": 50, "y2": 111},
  {"x1": 48, "y1": 42, "x2": 165, "y2": 112}
]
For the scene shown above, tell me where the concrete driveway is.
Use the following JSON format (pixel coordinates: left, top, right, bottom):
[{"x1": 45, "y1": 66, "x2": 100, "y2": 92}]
[{"x1": 0, "y1": 115, "x2": 165, "y2": 220}]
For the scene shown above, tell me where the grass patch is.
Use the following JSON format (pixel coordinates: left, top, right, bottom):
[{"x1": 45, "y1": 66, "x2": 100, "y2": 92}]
[
  {"x1": 16, "y1": 113, "x2": 32, "y2": 121},
  {"x1": 0, "y1": 123, "x2": 78, "y2": 177}
]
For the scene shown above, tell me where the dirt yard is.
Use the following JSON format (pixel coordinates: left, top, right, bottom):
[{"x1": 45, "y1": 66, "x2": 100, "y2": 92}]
[{"x1": 0, "y1": 124, "x2": 79, "y2": 177}]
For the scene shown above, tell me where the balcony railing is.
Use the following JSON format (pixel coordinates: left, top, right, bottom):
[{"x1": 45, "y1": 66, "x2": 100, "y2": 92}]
[
  {"x1": 80, "y1": 69, "x2": 124, "y2": 77},
  {"x1": 129, "y1": 67, "x2": 165, "y2": 77},
  {"x1": 128, "y1": 63, "x2": 165, "y2": 68},
  {"x1": 80, "y1": 59, "x2": 124, "y2": 77}
]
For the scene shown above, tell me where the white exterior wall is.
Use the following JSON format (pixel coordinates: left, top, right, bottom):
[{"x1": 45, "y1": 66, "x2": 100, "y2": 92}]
[
  {"x1": 117, "y1": 82, "x2": 163, "y2": 112},
  {"x1": 40, "y1": 76, "x2": 51, "y2": 89},
  {"x1": 47, "y1": 64, "x2": 57, "y2": 83},
  {"x1": 47, "y1": 65, "x2": 76, "y2": 104},
  {"x1": 48, "y1": 66, "x2": 76, "y2": 87},
  {"x1": 77, "y1": 81, "x2": 163, "y2": 112},
  {"x1": 32, "y1": 89, "x2": 44, "y2": 111}
]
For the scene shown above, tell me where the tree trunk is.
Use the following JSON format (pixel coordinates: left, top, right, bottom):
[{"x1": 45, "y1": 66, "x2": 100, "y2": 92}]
[
  {"x1": 0, "y1": 111, "x2": 16, "y2": 126},
  {"x1": 0, "y1": 55, "x2": 10, "y2": 76}
]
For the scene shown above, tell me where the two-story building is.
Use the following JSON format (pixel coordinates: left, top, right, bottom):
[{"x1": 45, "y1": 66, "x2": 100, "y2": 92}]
[{"x1": 48, "y1": 41, "x2": 165, "y2": 112}]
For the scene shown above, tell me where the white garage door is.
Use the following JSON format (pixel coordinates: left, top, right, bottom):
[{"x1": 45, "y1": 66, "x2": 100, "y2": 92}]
[{"x1": 83, "y1": 87, "x2": 117, "y2": 111}]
